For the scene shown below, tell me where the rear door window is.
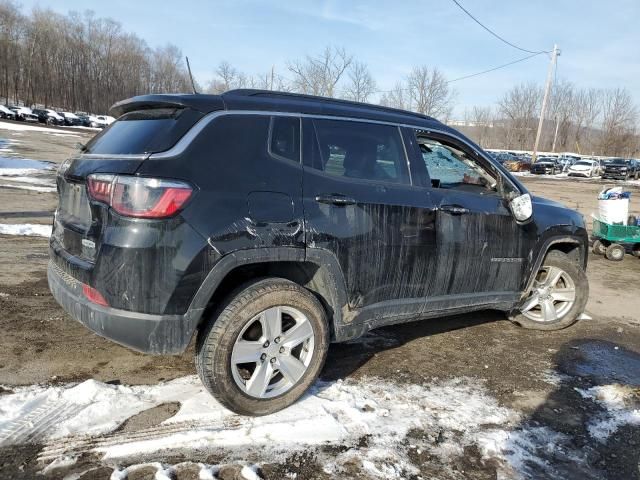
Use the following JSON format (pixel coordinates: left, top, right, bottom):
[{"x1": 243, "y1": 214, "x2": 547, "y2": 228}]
[
  {"x1": 309, "y1": 119, "x2": 409, "y2": 185},
  {"x1": 84, "y1": 108, "x2": 203, "y2": 155},
  {"x1": 269, "y1": 116, "x2": 300, "y2": 162}
]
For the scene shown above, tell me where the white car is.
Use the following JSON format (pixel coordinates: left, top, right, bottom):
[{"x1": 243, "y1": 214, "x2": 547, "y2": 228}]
[
  {"x1": 0, "y1": 105, "x2": 16, "y2": 120},
  {"x1": 88, "y1": 115, "x2": 115, "y2": 128},
  {"x1": 568, "y1": 160, "x2": 599, "y2": 178}
]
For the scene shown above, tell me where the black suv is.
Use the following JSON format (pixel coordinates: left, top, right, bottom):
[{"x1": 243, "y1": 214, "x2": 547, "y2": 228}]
[
  {"x1": 602, "y1": 158, "x2": 640, "y2": 180},
  {"x1": 48, "y1": 90, "x2": 589, "y2": 415},
  {"x1": 530, "y1": 157, "x2": 561, "y2": 175}
]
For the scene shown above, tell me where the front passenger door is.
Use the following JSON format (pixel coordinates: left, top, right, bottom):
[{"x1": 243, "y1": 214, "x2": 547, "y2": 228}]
[{"x1": 409, "y1": 130, "x2": 536, "y2": 300}]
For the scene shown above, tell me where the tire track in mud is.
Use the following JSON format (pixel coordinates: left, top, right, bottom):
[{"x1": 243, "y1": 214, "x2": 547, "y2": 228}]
[{"x1": 37, "y1": 418, "x2": 239, "y2": 461}]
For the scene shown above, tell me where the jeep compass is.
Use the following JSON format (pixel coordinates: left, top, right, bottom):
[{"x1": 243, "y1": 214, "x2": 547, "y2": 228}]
[{"x1": 48, "y1": 90, "x2": 589, "y2": 415}]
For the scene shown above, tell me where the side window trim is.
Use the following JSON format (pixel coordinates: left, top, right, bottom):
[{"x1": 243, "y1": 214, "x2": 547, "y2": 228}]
[
  {"x1": 267, "y1": 115, "x2": 302, "y2": 164},
  {"x1": 410, "y1": 128, "x2": 516, "y2": 196}
]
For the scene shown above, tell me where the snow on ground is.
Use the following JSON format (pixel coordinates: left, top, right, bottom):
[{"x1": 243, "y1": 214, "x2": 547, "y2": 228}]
[
  {"x1": 577, "y1": 384, "x2": 640, "y2": 440},
  {"x1": 0, "y1": 156, "x2": 57, "y2": 192},
  {"x1": 2, "y1": 374, "x2": 632, "y2": 478},
  {"x1": 0, "y1": 120, "x2": 80, "y2": 136},
  {"x1": 0, "y1": 223, "x2": 52, "y2": 237}
]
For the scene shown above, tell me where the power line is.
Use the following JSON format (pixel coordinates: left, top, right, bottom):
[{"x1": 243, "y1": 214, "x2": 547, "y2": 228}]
[
  {"x1": 449, "y1": 0, "x2": 548, "y2": 55},
  {"x1": 446, "y1": 52, "x2": 547, "y2": 83},
  {"x1": 374, "y1": 51, "x2": 546, "y2": 94}
]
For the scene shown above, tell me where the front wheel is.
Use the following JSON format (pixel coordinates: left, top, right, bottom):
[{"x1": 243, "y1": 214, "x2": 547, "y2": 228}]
[
  {"x1": 509, "y1": 251, "x2": 588, "y2": 331},
  {"x1": 196, "y1": 278, "x2": 329, "y2": 416}
]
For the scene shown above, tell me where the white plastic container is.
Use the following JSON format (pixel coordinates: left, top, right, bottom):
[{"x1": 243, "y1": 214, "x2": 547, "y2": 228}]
[{"x1": 598, "y1": 198, "x2": 629, "y2": 225}]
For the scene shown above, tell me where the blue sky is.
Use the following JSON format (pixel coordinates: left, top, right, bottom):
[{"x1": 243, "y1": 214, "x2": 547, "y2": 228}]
[{"x1": 18, "y1": 0, "x2": 640, "y2": 117}]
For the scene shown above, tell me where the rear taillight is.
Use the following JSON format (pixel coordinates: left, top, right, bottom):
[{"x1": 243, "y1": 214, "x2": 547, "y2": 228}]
[
  {"x1": 87, "y1": 174, "x2": 114, "y2": 204},
  {"x1": 86, "y1": 175, "x2": 193, "y2": 218}
]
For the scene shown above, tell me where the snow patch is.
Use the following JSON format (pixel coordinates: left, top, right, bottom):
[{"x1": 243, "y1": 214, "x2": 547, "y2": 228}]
[
  {"x1": 0, "y1": 375, "x2": 596, "y2": 478},
  {"x1": 577, "y1": 384, "x2": 640, "y2": 440},
  {"x1": 0, "y1": 223, "x2": 52, "y2": 237},
  {"x1": 0, "y1": 120, "x2": 79, "y2": 136},
  {"x1": 0, "y1": 183, "x2": 56, "y2": 192}
]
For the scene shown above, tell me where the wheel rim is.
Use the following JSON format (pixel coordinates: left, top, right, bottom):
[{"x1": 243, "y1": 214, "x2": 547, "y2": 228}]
[
  {"x1": 230, "y1": 306, "x2": 315, "y2": 399},
  {"x1": 520, "y1": 265, "x2": 576, "y2": 322}
]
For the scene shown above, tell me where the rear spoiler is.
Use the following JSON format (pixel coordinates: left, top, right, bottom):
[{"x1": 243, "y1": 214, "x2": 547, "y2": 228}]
[{"x1": 110, "y1": 94, "x2": 225, "y2": 118}]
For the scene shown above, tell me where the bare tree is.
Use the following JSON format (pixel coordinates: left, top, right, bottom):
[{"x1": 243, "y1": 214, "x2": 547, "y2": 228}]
[
  {"x1": 469, "y1": 106, "x2": 493, "y2": 148},
  {"x1": 287, "y1": 46, "x2": 352, "y2": 97},
  {"x1": 379, "y1": 82, "x2": 408, "y2": 110},
  {"x1": 342, "y1": 61, "x2": 376, "y2": 102},
  {"x1": 572, "y1": 87, "x2": 602, "y2": 154},
  {"x1": 498, "y1": 82, "x2": 543, "y2": 150},
  {"x1": 547, "y1": 80, "x2": 574, "y2": 151},
  {"x1": 207, "y1": 61, "x2": 247, "y2": 93},
  {"x1": 406, "y1": 66, "x2": 455, "y2": 119},
  {"x1": 600, "y1": 87, "x2": 639, "y2": 156}
]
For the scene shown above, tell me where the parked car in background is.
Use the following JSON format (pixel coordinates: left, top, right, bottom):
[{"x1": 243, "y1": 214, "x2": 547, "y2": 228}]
[
  {"x1": 568, "y1": 159, "x2": 599, "y2": 177},
  {"x1": 75, "y1": 114, "x2": 92, "y2": 127},
  {"x1": 58, "y1": 111, "x2": 82, "y2": 126},
  {"x1": 48, "y1": 89, "x2": 590, "y2": 415},
  {"x1": 530, "y1": 157, "x2": 561, "y2": 175},
  {"x1": 557, "y1": 156, "x2": 578, "y2": 172},
  {"x1": 0, "y1": 105, "x2": 17, "y2": 120},
  {"x1": 492, "y1": 152, "x2": 516, "y2": 164},
  {"x1": 33, "y1": 108, "x2": 64, "y2": 125},
  {"x1": 602, "y1": 158, "x2": 639, "y2": 180},
  {"x1": 504, "y1": 157, "x2": 531, "y2": 172},
  {"x1": 89, "y1": 114, "x2": 115, "y2": 128},
  {"x1": 9, "y1": 106, "x2": 39, "y2": 122}
]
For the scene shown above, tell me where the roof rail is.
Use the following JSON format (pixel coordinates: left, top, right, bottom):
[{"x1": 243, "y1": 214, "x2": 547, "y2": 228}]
[{"x1": 223, "y1": 89, "x2": 435, "y2": 122}]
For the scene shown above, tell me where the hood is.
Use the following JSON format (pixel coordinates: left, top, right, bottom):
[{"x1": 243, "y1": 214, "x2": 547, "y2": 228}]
[
  {"x1": 532, "y1": 195, "x2": 566, "y2": 208},
  {"x1": 570, "y1": 164, "x2": 592, "y2": 170}
]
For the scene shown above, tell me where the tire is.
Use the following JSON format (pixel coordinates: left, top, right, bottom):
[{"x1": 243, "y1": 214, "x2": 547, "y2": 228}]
[
  {"x1": 509, "y1": 251, "x2": 588, "y2": 331},
  {"x1": 592, "y1": 239, "x2": 607, "y2": 255},
  {"x1": 628, "y1": 216, "x2": 637, "y2": 227},
  {"x1": 605, "y1": 243, "x2": 625, "y2": 261},
  {"x1": 196, "y1": 277, "x2": 329, "y2": 416},
  {"x1": 631, "y1": 244, "x2": 640, "y2": 258}
]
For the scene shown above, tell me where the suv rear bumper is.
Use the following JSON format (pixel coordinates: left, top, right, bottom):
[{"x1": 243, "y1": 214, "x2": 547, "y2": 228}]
[{"x1": 48, "y1": 261, "x2": 201, "y2": 354}]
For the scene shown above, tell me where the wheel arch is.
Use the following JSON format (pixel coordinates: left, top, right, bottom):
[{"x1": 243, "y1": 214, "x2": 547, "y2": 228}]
[
  {"x1": 522, "y1": 235, "x2": 587, "y2": 298},
  {"x1": 187, "y1": 247, "x2": 349, "y2": 342}
]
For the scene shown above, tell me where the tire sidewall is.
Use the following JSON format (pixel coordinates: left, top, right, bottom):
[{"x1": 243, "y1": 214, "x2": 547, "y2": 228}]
[{"x1": 198, "y1": 278, "x2": 329, "y2": 416}]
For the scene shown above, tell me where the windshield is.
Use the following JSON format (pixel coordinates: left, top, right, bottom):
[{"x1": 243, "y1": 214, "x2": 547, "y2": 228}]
[
  {"x1": 610, "y1": 159, "x2": 628, "y2": 165},
  {"x1": 574, "y1": 161, "x2": 592, "y2": 166}
]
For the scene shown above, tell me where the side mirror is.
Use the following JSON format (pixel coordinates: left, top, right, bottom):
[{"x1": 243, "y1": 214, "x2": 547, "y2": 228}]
[{"x1": 509, "y1": 193, "x2": 533, "y2": 222}]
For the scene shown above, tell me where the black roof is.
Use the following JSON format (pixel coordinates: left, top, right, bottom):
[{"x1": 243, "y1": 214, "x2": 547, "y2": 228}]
[{"x1": 110, "y1": 89, "x2": 445, "y2": 131}]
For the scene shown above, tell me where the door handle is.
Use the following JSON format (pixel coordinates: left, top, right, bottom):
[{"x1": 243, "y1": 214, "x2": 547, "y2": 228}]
[
  {"x1": 315, "y1": 194, "x2": 357, "y2": 206},
  {"x1": 440, "y1": 204, "x2": 470, "y2": 215}
]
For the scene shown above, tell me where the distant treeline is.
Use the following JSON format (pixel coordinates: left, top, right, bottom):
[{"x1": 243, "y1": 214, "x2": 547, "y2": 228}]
[{"x1": 0, "y1": 1, "x2": 193, "y2": 114}]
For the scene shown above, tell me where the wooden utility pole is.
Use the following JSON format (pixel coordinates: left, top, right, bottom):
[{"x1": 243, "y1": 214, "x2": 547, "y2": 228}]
[
  {"x1": 551, "y1": 116, "x2": 560, "y2": 152},
  {"x1": 532, "y1": 44, "x2": 559, "y2": 163}
]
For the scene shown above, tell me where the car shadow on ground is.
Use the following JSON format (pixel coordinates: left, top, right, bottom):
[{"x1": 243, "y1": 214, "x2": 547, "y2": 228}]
[
  {"x1": 320, "y1": 310, "x2": 502, "y2": 381},
  {"x1": 514, "y1": 338, "x2": 640, "y2": 480}
]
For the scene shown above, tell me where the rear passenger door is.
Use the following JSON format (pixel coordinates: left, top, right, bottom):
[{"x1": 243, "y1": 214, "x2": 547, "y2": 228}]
[{"x1": 301, "y1": 118, "x2": 438, "y2": 316}]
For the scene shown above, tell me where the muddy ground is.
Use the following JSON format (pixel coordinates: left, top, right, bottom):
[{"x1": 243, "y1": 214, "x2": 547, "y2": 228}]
[{"x1": 0, "y1": 124, "x2": 639, "y2": 479}]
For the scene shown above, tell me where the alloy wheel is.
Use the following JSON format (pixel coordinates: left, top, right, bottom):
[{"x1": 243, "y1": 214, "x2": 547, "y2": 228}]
[
  {"x1": 230, "y1": 306, "x2": 315, "y2": 399},
  {"x1": 520, "y1": 265, "x2": 576, "y2": 322}
]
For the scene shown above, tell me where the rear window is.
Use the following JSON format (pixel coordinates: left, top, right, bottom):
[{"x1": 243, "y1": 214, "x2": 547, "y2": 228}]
[{"x1": 84, "y1": 107, "x2": 203, "y2": 155}]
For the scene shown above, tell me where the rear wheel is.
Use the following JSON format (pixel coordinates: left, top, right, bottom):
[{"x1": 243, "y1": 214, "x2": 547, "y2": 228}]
[
  {"x1": 592, "y1": 239, "x2": 607, "y2": 256},
  {"x1": 510, "y1": 251, "x2": 588, "y2": 331},
  {"x1": 196, "y1": 278, "x2": 329, "y2": 416},
  {"x1": 605, "y1": 243, "x2": 625, "y2": 261}
]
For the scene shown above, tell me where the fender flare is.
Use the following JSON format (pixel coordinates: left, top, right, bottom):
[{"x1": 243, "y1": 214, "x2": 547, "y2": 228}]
[
  {"x1": 185, "y1": 246, "x2": 350, "y2": 339},
  {"x1": 521, "y1": 233, "x2": 587, "y2": 298}
]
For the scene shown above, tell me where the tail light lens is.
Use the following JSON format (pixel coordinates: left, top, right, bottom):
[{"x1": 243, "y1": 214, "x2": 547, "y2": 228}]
[{"x1": 87, "y1": 174, "x2": 193, "y2": 218}]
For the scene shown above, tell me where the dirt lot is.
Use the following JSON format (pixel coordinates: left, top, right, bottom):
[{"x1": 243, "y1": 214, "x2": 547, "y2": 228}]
[{"x1": 0, "y1": 123, "x2": 639, "y2": 480}]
